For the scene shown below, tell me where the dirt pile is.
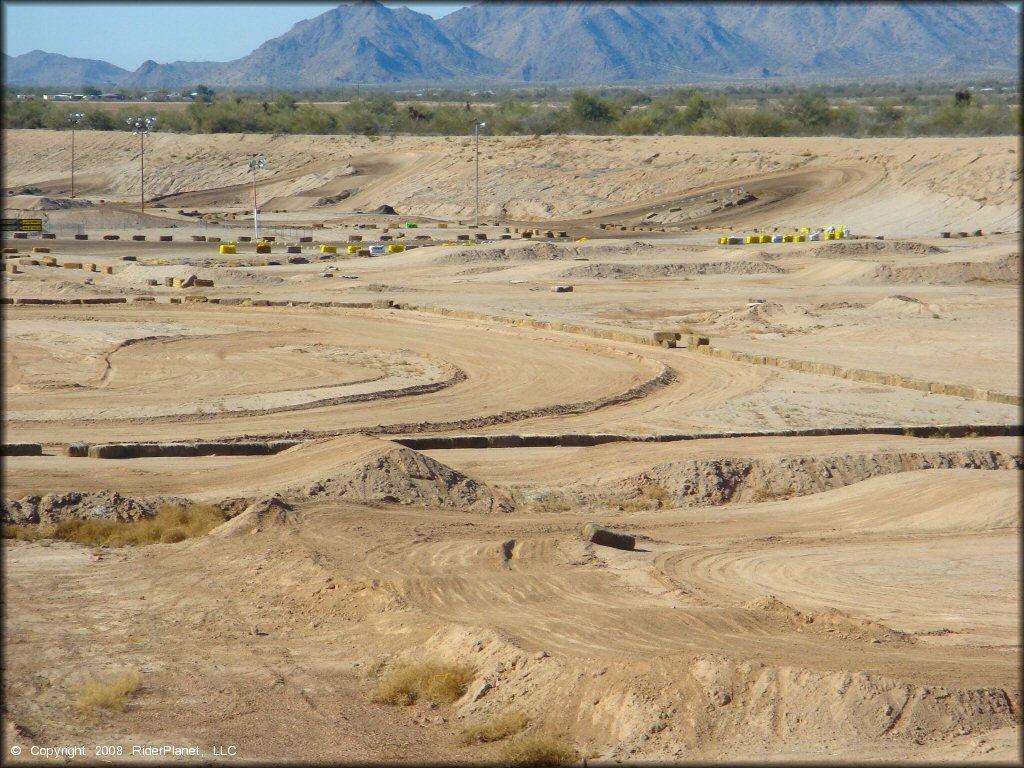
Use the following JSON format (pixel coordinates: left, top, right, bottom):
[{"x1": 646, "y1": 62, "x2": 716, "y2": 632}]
[
  {"x1": 743, "y1": 594, "x2": 913, "y2": 644},
  {"x1": 675, "y1": 657, "x2": 1019, "y2": 759},
  {"x1": 513, "y1": 448, "x2": 1022, "y2": 511},
  {"x1": 399, "y1": 624, "x2": 1019, "y2": 762},
  {"x1": 112, "y1": 264, "x2": 285, "y2": 287},
  {"x1": 706, "y1": 300, "x2": 818, "y2": 333},
  {"x1": 34, "y1": 197, "x2": 94, "y2": 210},
  {"x1": 206, "y1": 495, "x2": 300, "y2": 538},
  {"x1": 435, "y1": 241, "x2": 576, "y2": 265},
  {"x1": 561, "y1": 261, "x2": 785, "y2": 279},
  {"x1": 313, "y1": 190, "x2": 351, "y2": 207},
  {"x1": 2, "y1": 490, "x2": 192, "y2": 524},
  {"x1": 863, "y1": 253, "x2": 1021, "y2": 285},
  {"x1": 869, "y1": 295, "x2": 941, "y2": 318},
  {"x1": 288, "y1": 437, "x2": 513, "y2": 513},
  {"x1": 809, "y1": 240, "x2": 946, "y2": 258}
]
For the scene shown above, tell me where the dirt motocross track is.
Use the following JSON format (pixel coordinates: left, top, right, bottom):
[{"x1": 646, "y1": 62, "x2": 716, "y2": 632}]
[{"x1": 2, "y1": 130, "x2": 1021, "y2": 764}]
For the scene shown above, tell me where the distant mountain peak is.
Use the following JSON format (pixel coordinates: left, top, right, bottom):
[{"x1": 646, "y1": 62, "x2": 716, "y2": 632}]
[{"x1": 5, "y1": 2, "x2": 1019, "y2": 88}]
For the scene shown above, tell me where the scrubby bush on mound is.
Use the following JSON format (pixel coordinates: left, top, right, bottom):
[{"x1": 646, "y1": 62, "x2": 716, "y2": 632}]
[
  {"x1": 2, "y1": 503, "x2": 225, "y2": 546},
  {"x1": 370, "y1": 662, "x2": 474, "y2": 706}
]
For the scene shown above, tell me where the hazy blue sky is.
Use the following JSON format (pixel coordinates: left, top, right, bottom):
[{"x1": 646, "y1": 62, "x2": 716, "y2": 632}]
[
  {"x1": 3, "y1": 2, "x2": 1020, "y2": 72},
  {"x1": 2, "y1": 2, "x2": 469, "y2": 70}
]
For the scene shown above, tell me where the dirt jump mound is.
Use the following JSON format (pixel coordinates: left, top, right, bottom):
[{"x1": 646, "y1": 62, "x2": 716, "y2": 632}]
[{"x1": 288, "y1": 436, "x2": 513, "y2": 514}]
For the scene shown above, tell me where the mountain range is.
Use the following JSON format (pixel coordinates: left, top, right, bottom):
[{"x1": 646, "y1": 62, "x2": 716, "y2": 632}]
[{"x1": 5, "y1": 1, "x2": 1020, "y2": 89}]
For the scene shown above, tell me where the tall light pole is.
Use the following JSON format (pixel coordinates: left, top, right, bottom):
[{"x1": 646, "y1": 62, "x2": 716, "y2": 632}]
[
  {"x1": 474, "y1": 120, "x2": 486, "y2": 228},
  {"x1": 248, "y1": 156, "x2": 266, "y2": 241},
  {"x1": 67, "y1": 112, "x2": 84, "y2": 198},
  {"x1": 126, "y1": 116, "x2": 156, "y2": 213}
]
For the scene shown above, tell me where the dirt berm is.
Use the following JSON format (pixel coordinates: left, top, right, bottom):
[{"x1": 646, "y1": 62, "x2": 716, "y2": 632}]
[
  {"x1": 561, "y1": 261, "x2": 785, "y2": 279},
  {"x1": 510, "y1": 447, "x2": 1022, "y2": 511},
  {"x1": 2, "y1": 490, "x2": 193, "y2": 524}
]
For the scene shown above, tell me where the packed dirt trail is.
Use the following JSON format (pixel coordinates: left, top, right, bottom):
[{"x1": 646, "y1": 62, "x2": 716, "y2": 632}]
[{"x1": 3, "y1": 128, "x2": 1020, "y2": 764}]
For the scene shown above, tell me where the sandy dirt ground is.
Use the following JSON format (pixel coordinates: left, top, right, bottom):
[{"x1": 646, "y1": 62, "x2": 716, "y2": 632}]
[{"x1": 2, "y1": 129, "x2": 1021, "y2": 764}]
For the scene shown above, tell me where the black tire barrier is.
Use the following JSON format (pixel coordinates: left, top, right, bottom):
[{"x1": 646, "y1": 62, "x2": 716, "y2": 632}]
[
  {"x1": 583, "y1": 522, "x2": 635, "y2": 550},
  {"x1": 2, "y1": 443, "x2": 43, "y2": 456},
  {"x1": 82, "y1": 440, "x2": 302, "y2": 459}
]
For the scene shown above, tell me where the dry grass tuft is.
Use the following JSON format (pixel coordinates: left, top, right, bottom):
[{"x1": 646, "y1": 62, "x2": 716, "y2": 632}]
[
  {"x1": 72, "y1": 671, "x2": 141, "y2": 715},
  {"x1": 2, "y1": 523, "x2": 53, "y2": 542},
  {"x1": 459, "y1": 711, "x2": 530, "y2": 744},
  {"x1": 530, "y1": 493, "x2": 571, "y2": 514},
  {"x1": 2, "y1": 503, "x2": 226, "y2": 547},
  {"x1": 622, "y1": 482, "x2": 671, "y2": 512},
  {"x1": 748, "y1": 487, "x2": 791, "y2": 503},
  {"x1": 498, "y1": 729, "x2": 579, "y2": 766},
  {"x1": 370, "y1": 662, "x2": 474, "y2": 706}
]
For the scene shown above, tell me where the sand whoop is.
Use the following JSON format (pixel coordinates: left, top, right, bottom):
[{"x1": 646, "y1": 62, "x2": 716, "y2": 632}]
[{"x1": 2, "y1": 129, "x2": 1020, "y2": 763}]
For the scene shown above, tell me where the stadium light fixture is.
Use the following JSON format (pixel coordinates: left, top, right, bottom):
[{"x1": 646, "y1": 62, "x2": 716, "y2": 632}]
[
  {"x1": 248, "y1": 156, "x2": 267, "y2": 241},
  {"x1": 474, "y1": 120, "x2": 486, "y2": 228},
  {"x1": 67, "y1": 112, "x2": 85, "y2": 198},
  {"x1": 126, "y1": 116, "x2": 156, "y2": 213}
]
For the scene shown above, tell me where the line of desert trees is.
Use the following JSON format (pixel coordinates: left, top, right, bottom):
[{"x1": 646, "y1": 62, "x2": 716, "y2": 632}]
[{"x1": 4, "y1": 86, "x2": 1018, "y2": 137}]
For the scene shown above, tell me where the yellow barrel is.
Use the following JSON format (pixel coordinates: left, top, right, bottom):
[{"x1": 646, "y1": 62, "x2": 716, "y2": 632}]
[
  {"x1": 825, "y1": 232, "x2": 836, "y2": 240},
  {"x1": 836, "y1": 228, "x2": 845, "y2": 238},
  {"x1": 795, "y1": 234, "x2": 806, "y2": 242},
  {"x1": 783, "y1": 234, "x2": 794, "y2": 243},
  {"x1": 387, "y1": 244, "x2": 405, "y2": 253},
  {"x1": 219, "y1": 244, "x2": 237, "y2": 254},
  {"x1": 320, "y1": 244, "x2": 338, "y2": 254},
  {"x1": 800, "y1": 226, "x2": 810, "y2": 233},
  {"x1": 719, "y1": 236, "x2": 728, "y2": 245}
]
